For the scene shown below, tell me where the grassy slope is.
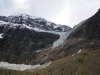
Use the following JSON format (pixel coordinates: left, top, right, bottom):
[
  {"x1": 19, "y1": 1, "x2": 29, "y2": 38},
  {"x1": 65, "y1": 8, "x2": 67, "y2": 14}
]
[
  {"x1": 0, "y1": 49, "x2": 100, "y2": 75},
  {"x1": 0, "y1": 68, "x2": 37, "y2": 75},
  {"x1": 36, "y1": 49, "x2": 100, "y2": 75}
]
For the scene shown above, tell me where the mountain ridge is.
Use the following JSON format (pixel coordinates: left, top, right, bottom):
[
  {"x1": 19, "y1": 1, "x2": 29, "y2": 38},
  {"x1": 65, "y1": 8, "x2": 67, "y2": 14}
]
[
  {"x1": 0, "y1": 14, "x2": 71, "y2": 32},
  {"x1": 47, "y1": 9, "x2": 100, "y2": 61},
  {"x1": 0, "y1": 9, "x2": 100, "y2": 75}
]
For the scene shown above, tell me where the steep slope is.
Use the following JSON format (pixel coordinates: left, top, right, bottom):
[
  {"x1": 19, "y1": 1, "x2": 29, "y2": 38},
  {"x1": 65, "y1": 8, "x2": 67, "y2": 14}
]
[
  {"x1": 0, "y1": 9, "x2": 100, "y2": 75},
  {"x1": 47, "y1": 9, "x2": 100, "y2": 61},
  {"x1": 65, "y1": 8, "x2": 100, "y2": 51},
  {"x1": 0, "y1": 14, "x2": 71, "y2": 73},
  {"x1": 0, "y1": 14, "x2": 72, "y2": 65},
  {"x1": 0, "y1": 49, "x2": 100, "y2": 75},
  {"x1": 31, "y1": 9, "x2": 100, "y2": 75},
  {"x1": 0, "y1": 20, "x2": 60, "y2": 64},
  {"x1": 0, "y1": 14, "x2": 71, "y2": 32},
  {"x1": 36, "y1": 49, "x2": 100, "y2": 75},
  {"x1": 68, "y1": 9, "x2": 100, "y2": 39}
]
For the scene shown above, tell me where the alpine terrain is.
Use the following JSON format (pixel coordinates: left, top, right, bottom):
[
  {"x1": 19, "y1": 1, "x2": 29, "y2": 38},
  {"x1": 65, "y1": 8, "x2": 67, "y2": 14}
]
[
  {"x1": 0, "y1": 9, "x2": 100, "y2": 75},
  {"x1": 0, "y1": 14, "x2": 71, "y2": 65}
]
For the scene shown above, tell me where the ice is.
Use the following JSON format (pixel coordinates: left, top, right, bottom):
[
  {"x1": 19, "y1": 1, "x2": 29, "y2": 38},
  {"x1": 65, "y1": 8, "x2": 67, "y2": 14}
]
[
  {"x1": 52, "y1": 19, "x2": 87, "y2": 48},
  {"x1": 0, "y1": 20, "x2": 9, "y2": 24},
  {"x1": 0, "y1": 33, "x2": 3, "y2": 39},
  {"x1": 0, "y1": 62, "x2": 31, "y2": 71},
  {"x1": 0, "y1": 19, "x2": 87, "y2": 49},
  {"x1": 0, "y1": 61, "x2": 52, "y2": 71},
  {"x1": 0, "y1": 20, "x2": 71, "y2": 49},
  {"x1": 52, "y1": 31, "x2": 71, "y2": 48}
]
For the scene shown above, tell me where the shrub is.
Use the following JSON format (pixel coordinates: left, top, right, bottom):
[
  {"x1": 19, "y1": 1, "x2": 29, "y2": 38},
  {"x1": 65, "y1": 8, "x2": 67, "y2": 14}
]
[
  {"x1": 36, "y1": 73, "x2": 39, "y2": 75},
  {"x1": 83, "y1": 53, "x2": 89, "y2": 55},
  {"x1": 76, "y1": 57, "x2": 84, "y2": 64}
]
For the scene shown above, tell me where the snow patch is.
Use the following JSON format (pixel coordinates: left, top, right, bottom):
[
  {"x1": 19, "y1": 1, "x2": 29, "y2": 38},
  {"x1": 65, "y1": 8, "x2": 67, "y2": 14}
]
[
  {"x1": 91, "y1": 42, "x2": 94, "y2": 44},
  {"x1": 72, "y1": 49, "x2": 83, "y2": 56},
  {"x1": 0, "y1": 62, "x2": 31, "y2": 71},
  {"x1": 0, "y1": 33, "x2": 4, "y2": 39},
  {"x1": 54, "y1": 25, "x2": 59, "y2": 28},
  {"x1": 0, "y1": 20, "x2": 71, "y2": 49},
  {"x1": 0, "y1": 20, "x2": 9, "y2": 24},
  {"x1": 78, "y1": 49, "x2": 82, "y2": 53},
  {"x1": 35, "y1": 50, "x2": 41, "y2": 52},
  {"x1": 72, "y1": 54, "x2": 75, "y2": 56},
  {"x1": 0, "y1": 61, "x2": 52, "y2": 71},
  {"x1": 46, "y1": 22, "x2": 51, "y2": 26}
]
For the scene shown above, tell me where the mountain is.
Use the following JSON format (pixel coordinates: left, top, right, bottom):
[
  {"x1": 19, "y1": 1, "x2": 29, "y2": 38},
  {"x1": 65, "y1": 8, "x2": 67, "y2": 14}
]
[
  {"x1": 0, "y1": 14, "x2": 72, "y2": 64},
  {"x1": 31, "y1": 9, "x2": 100, "y2": 75},
  {"x1": 47, "y1": 9, "x2": 100, "y2": 61},
  {"x1": 0, "y1": 14, "x2": 71, "y2": 32},
  {"x1": 0, "y1": 24, "x2": 59, "y2": 64},
  {"x1": 65, "y1": 8, "x2": 100, "y2": 50},
  {"x1": 0, "y1": 9, "x2": 100, "y2": 75},
  {"x1": 68, "y1": 9, "x2": 100, "y2": 39},
  {"x1": 40, "y1": 12, "x2": 100, "y2": 74}
]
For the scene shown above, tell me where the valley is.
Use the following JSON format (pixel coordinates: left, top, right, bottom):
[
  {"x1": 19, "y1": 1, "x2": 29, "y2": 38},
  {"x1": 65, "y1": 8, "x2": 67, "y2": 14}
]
[{"x1": 0, "y1": 9, "x2": 100, "y2": 75}]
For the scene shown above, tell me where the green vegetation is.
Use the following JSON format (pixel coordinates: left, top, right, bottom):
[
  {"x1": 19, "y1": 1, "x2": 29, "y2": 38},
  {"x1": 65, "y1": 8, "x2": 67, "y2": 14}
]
[
  {"x1": 36, "y1": 73, "x2": 39, "y2": 75},
  {"x1": 76, "y1": 57, "x2": 84, "y2": 64}
]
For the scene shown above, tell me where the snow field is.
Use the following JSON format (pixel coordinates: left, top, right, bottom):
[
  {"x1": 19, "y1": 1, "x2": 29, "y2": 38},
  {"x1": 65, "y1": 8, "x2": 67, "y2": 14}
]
[{"x1": 0, "y1": 61, "x2": 52, "y2": 71}]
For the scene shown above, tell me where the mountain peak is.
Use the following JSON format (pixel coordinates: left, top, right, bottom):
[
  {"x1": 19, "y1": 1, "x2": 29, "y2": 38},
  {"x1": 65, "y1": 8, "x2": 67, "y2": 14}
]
[
  {"x1": 92, "y1": 8, "x2": 100, "y2": 17},
  {"x1": 98, "y1": 8, "x2": 100, "y2": 12},
  {"x1": 0, "y1": 14, "x2": 71, "y2": 32},
  {"x1": 96, "y1": 8, "x2": 100, "y2": 15}
]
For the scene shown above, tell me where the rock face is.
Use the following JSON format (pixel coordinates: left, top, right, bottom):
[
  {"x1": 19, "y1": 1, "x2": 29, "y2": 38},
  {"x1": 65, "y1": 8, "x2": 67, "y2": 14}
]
[
  {"x1": 0, "y1": 14, "x2": 71, "y2": 32},
  {"x1": 0, "y1": 14, "x2": 72, "y2": 64},
  {"x1": 63, "y1": 9, "x2": 100, "y2": 52},
  {"x1": 0, "y1": 15, "x2": 65, "y2": 64},
  {"x1": 0, "y1": 25, "x2": 59, "y2": 64},
  {"x1": 2, "y1": 8, "x2": 100, "y2": 64},
  {"x1": 68, "y1": 9, "x2": 100, "y2": 40},
  {"x1": 47, "y1": 9, "x2": 100, "y2": 61}
]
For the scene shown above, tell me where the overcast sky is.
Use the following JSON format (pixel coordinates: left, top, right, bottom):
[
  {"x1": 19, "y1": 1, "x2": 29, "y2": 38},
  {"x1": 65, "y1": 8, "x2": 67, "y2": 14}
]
[{"x1": 0, "y1": 0, "x2": 100, "y2": 27}]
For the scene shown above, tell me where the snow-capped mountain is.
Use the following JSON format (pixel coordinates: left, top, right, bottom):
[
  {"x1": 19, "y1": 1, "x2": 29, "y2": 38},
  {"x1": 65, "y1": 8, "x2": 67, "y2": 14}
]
[
  {"x1": 0, "y1": 14, "x2": 71, "y2": 65},
  {"x1": 0, "y1": 14, "x2": 68, "y2": 65},
  {"x1": 0, "y1": 9, "x2": 100, "y2": 74},
  {"x1": 0, "y1": 14, "x2": 71, "y2": 32},
  {"x1": 0, "y1": 21, "x2": 59, "y2": 64}
]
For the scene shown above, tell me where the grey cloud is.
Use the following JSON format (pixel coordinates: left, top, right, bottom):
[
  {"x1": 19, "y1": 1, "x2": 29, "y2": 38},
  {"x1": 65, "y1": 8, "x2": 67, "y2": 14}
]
[
  {"x1": 0, "y1": 0, "x2": 100, "y2": 27},
  {"x1": 0, "y1": 0, "x2": 17, "y2": 16},
  {"x1": 66, "y1": 0, "x2": 100, "y2": 27},
  {"x1": 27, "y1": 0, "x2": 67, "y2": 20}
]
